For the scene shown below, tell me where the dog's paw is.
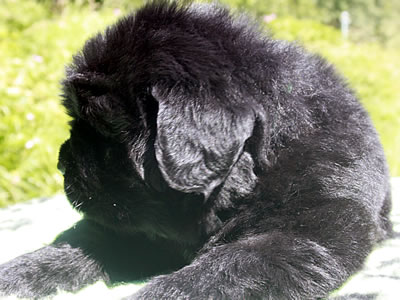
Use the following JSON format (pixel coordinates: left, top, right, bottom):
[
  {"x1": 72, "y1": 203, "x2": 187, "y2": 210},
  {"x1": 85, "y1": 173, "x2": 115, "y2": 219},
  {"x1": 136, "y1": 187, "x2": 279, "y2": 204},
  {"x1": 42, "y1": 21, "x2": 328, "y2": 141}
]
[
  {"x1": 0, "y1": 244, "x2": 108, "y2": 298},
  {"x1": 0, "y1": 258, "x2": 41, "y2": 298}
]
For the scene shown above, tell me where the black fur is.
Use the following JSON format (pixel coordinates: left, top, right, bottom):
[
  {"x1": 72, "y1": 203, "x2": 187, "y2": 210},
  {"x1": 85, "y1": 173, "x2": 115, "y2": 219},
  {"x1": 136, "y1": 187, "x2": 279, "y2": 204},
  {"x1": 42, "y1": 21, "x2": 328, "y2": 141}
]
[{"x1": 0, "y1": 1, "x2": 392, "y2": 299}]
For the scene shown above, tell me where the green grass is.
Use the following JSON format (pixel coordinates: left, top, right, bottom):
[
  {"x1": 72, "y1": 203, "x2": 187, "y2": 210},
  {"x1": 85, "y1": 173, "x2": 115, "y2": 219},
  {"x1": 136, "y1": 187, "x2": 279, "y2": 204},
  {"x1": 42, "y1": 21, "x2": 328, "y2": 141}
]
[
  {"x1": 0, "y1": 2, "x2": 399, "y2": 207},
  {"x1": 0, "y1": 1, "x2": 122, "y2": 206}
]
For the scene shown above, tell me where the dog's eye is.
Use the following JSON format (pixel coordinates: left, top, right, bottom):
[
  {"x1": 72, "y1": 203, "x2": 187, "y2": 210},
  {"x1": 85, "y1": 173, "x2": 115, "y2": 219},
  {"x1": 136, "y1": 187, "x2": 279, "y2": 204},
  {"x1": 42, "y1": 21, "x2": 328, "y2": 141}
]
[
  {"x1": 104, "y1": 148, "x2": 112, "y2": 161},
  {"x1": 76, "y1": 95, "x2": 132, "y2": 139},
  {"x1": 69, "y1": 73, "x2": 110, "y2": 97}
]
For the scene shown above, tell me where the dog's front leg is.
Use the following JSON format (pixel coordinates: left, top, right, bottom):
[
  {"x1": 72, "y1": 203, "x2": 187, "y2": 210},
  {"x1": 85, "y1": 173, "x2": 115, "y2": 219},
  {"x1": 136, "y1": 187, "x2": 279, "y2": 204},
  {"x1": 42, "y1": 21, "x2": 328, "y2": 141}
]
[
  {"x1": 0, "y1": 218, "x2": 189, "y2": 299},
  {"x1": 129, "y1": 231, "x2": 348, "y2": 300},
  {"x1": 0, "y1": 219, "x2": 110, "y2": 299}
]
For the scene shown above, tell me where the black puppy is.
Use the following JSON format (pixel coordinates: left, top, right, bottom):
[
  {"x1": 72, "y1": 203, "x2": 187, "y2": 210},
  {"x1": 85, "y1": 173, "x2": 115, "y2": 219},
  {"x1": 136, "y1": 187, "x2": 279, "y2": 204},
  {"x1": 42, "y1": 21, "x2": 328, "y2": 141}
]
[{"x1": 0, "y1": 1, "x2": 392, "y2": 299}]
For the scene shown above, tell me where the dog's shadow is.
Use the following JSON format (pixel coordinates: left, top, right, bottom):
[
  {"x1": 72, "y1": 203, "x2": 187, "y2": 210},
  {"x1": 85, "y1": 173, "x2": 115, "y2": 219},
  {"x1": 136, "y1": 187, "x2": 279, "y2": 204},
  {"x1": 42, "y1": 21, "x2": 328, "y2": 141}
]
[{"x1": 55, "y1": 219, "x2": 187, "y2": 284}]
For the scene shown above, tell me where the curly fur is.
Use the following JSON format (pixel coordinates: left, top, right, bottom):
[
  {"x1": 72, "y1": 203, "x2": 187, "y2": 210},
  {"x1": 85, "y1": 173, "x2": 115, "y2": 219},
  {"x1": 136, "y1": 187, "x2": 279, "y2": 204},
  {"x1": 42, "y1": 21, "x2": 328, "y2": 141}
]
[{"x1": 0, "y1": 1, "x2": 392, "y2": 299}]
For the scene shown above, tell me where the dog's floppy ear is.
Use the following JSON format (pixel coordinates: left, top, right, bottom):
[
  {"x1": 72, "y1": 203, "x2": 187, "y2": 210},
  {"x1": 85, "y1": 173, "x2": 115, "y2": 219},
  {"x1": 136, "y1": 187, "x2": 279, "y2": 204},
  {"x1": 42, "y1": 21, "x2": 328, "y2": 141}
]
[{"x1": 152, "y1": 86, "x2": 255, "y2": 198}]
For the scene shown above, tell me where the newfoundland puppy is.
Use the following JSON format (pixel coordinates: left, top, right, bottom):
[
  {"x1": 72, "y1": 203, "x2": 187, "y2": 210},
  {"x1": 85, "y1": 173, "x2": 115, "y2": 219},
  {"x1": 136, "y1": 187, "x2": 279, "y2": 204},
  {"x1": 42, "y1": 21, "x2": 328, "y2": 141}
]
[{"x1": 0, "y1": 1, "x2": 392, "y2": 299}]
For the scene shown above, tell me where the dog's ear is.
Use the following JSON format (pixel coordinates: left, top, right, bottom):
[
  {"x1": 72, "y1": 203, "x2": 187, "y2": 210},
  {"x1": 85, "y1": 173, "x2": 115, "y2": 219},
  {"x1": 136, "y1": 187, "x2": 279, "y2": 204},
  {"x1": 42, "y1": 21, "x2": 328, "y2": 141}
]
[{"x1": 152, "y1": 86, "x2": 255, "y2": 198}]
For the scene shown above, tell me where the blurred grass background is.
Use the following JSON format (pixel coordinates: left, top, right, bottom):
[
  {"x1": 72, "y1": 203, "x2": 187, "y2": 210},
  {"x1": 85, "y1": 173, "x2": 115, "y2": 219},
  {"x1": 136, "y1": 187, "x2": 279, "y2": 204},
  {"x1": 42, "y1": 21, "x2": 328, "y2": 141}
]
[{"x1": 0, "y1": 0, "x2": 399, "y2": 207}]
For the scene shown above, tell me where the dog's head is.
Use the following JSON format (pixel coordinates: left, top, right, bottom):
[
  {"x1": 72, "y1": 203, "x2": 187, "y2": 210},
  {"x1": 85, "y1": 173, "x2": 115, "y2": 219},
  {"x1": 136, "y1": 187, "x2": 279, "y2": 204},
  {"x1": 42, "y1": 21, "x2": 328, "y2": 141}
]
[{"x1": 58, "y1": 2, "x2": 264, "y2": 235}]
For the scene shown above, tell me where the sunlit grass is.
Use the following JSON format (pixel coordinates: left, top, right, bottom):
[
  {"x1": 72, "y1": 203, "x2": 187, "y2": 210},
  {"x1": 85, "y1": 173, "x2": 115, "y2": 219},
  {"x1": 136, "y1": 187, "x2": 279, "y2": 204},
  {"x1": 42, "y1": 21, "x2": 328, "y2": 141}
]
[{"x1": 0, "y1": 1, "x2": 122, "y2": 206}]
